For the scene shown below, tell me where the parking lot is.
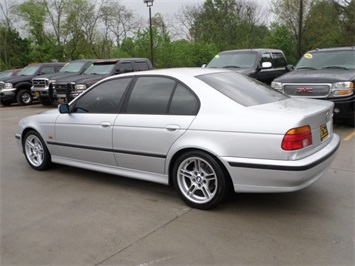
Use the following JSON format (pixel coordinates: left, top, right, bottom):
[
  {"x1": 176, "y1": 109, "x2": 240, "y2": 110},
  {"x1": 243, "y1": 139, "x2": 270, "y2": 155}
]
[{"x1": 1, "y1": 104, "x2": 354, "y2": 265}]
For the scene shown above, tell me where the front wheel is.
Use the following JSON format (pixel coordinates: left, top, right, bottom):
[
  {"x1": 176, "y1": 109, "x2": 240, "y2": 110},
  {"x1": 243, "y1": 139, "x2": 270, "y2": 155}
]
[
  {"x1": 16, "y1": 89, "x2": 33, "y2": 105},
  {"x1": 23, "y1": 130, "x2": 52, "y2": 170},
  {"x1": 172, "y1": 151, "x2": 231, "y2": 210}
]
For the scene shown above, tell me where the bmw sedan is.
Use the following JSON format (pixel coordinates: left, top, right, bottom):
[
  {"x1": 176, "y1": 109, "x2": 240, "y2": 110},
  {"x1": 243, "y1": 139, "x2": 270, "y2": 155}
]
[{"x1": 16, "y1": 68, "x2": 340, "y2": 209}]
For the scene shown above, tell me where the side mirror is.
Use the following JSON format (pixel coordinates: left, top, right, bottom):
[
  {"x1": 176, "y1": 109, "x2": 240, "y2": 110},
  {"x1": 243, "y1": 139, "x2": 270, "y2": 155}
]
[
  {"x1": 115, "y1": 68, "x2": 129, "y2": 74},
  {"x1": 201, "y1": 64, "x2": 206, "y2": 68},
  {"x1": 59, "y1": 103, "x2": 69, "y2": 114},
  {"x1": 286, "y1": 64, "x2": 294, "y2": 71},
  {"x1": 261, "y1": 62, "x2": 272, "y2": 69}
]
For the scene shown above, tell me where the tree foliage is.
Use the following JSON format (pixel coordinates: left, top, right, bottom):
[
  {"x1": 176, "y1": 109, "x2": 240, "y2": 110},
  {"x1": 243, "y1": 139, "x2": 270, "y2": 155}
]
[{"x1": 0, "y1": 0, "x2": 353, "y2": 71}]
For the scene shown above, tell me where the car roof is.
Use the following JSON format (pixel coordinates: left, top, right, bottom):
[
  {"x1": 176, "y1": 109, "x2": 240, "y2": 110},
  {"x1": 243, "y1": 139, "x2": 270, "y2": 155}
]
[
  {"x1": 27, "y1": 62, "x2": 66, "y2": 66},
  {"x1": 107, "y1": 67, "x2": 231, "y2": 79},
  {"x1": 92, "y1": 58, "x2": 149, "y2": 63},
  {"x1": 307, "y1": 46, "x2": 355, "y2": 53},
  {"x1": 219, "y1": 48, "x2": 284, "y2": 54}
]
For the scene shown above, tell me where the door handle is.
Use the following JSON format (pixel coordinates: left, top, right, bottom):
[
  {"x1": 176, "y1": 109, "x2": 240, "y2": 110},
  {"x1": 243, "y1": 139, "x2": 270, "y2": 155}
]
[
  {"x1": 100, "y1": 122, "x2": 112, "y2": 128},
  {"x1": 166, "y1": 124, "x2": 180, "y2": 131}
]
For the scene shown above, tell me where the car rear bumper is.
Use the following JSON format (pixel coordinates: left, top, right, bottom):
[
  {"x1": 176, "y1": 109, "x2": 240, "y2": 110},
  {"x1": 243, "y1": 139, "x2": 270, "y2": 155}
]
[{"x1": 222, "y1": 133, "x2": 340, "y2": 193}]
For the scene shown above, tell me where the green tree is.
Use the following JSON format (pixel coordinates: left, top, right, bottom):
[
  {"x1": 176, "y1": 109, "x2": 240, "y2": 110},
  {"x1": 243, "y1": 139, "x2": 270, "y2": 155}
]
[
  {"x1": 303, "y1": 0, "x2": 343, "y2": 49},
  {"x1": 190, "y1": 0, "x2": 268, "y2": 51},
  {"x1": 264, "y1": 22, "x2": 298, "y2": 64},
  {"x1": 0, "y1": 24, "x2": 31, "y2": 70}
]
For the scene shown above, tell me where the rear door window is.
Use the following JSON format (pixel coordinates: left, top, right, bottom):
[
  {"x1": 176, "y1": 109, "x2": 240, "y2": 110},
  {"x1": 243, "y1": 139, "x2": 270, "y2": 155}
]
[{"x1": 124, "y1": 76, "x2": 199, "y2": 115}]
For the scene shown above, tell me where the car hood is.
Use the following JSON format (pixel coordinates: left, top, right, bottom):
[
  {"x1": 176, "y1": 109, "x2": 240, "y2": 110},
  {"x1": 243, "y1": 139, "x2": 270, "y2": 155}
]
[
  {"x1": 33, "y1": 72, "x2": 82, "y2": 80},
  {"x1": 55, "y1": 74, "x2": 110, "y2": 85},
  {"x1": 274, "y1": 69, "x2": 355, "y2": 83},
  {"x1": 0, "y1": 75, "x2": 32, "y2": 83}
]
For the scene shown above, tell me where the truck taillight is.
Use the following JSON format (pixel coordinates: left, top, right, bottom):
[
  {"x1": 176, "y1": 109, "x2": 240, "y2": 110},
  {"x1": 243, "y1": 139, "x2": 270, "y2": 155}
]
[{"x1": 282, "y1": 126, "x2": 312, "y2": 151}]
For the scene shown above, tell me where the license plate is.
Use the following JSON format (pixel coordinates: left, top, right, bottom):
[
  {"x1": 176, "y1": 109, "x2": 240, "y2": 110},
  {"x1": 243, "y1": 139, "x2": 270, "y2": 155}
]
[
  {"x1": 58, "y1": 98, "x2": 65, "y2": 104},
  {"x1": 320, "y1": 124, "x2": 329, "y2": 141},
  {"x1": 35, "y1": 92, "x2": 40, "y2": 97}
]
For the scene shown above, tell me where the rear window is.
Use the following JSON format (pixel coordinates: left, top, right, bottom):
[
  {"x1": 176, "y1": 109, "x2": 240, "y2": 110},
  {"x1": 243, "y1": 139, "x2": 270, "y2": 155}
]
[
  {"x1": 197, "y1": 72, "x2": 288, "y2": 106},
  {"x1": 135, "y1": 62, "x2": 150, "y2": 71}
]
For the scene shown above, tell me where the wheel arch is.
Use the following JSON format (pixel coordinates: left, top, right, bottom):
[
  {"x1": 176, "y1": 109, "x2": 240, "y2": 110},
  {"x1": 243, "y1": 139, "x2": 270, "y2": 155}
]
[
  {"x1": 15, "y1": 82, "x2": 32, "y2": 94},
  {"x1": 167, "y1": 147, "x2": 232, "y2": 188}
]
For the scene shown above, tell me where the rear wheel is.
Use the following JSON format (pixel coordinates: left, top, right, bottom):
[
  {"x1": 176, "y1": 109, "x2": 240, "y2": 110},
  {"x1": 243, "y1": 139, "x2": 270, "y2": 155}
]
[
  {"x1": 23, "y1": 130, "x2": 52, "y2": 170},
  {"x1": 16, "y1": 89, "x2": 33, "y2": 105},
  {"x1": 172, "y1": 151, "x2": 230, "y2": 210}
]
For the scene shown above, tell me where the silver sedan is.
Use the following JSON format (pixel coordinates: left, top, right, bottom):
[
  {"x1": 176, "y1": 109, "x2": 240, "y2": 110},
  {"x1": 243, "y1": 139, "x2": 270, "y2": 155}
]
[{"x1": 16, "y1": 68, "x2": 340, "y2": 209}]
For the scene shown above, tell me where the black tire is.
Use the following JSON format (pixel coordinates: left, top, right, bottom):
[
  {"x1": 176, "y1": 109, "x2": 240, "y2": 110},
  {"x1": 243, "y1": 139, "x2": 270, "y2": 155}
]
[
  {"x1": 23, "y1": 130, "x2": 52, "y2": 170},
  {"x1": 16, "y1": 89, "x2": 33, "y2": 105},
  {"x1": 346, "y1": 118, "x2": 354, "y2": 127},
  {"x1": 39, "y1": 96, "x2": 52, "y2": 106},
  {"x1": 172, "y1": 150, "x2": 231, "y2": 210},
  {"x1": 0, "y1": 100, "x2": 12, "y2": 106}
]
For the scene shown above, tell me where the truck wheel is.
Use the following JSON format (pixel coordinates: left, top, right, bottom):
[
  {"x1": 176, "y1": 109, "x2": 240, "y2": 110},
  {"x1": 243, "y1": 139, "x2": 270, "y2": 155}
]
[
  {"x1": 39, "y1": 96, "x2": 52, "y2": 106},
  {"x1": 16, "y1": 89, "x2": 33, "y2": 105}
]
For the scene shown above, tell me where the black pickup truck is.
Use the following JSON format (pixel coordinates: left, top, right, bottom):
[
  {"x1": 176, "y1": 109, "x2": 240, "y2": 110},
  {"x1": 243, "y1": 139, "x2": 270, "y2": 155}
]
[
  {"x1": 0, "y1": 62, "x2": 65, "y2": 106},
  {"x1": 204, "y1": 48, "x2": 292, "y2": 84},
  {"x1": 271, "y1": 47, "x2": 355, "y2": 126},
  {"x1": 53, "y1": 58, "x2": 153, "y2": 104},
  {"x1": 31, "y1": 59, "x2": 93, "y2": 106}
]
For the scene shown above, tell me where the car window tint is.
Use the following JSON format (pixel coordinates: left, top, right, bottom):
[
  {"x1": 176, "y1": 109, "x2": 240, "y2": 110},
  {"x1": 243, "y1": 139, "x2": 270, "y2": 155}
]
[
  {"x1": 169, "y1": 84, "x2": 199, "y2": 115},
  {"x1": 135, "y1": 62, "x2": 149, "y2": 71},
  {"x1": 118, "y1": 62, "x2": 134, "y2": 72},
  {"x1": 73, "y1": 78, "x2": 131, "y2": 113},
  {"x1": 260, "y1": 53, "x2": 272, "y2": 63},
  {"x1": 41, "y1": 67, "x2": 56, "y2": 74},
  {"x1": 272, "y1": 53, "x2": 287, "y2": 67},
  {"x1": 197, "y1": 72, "x2": 288, "y2": 106},
  {"x1": 126, "y1": 77, "x2": 175, "y2": 114}
]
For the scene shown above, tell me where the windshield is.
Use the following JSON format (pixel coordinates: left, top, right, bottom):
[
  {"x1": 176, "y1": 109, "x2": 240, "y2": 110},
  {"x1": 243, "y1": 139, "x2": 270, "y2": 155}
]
[
  {"x1": 60, "y1": 62, "x2": 89, "y2": 73},
  {"x1": 296, "y1": 50, "x2": 355, "y2": 70},
  {"x1": 83, "y1": 63, "x2": 115, "y2": 75},
  {"x1": 0, "y1": 71, "x2": 15, "y2": 79},
  {"x1": 17, "y1": 65, "x2": 40, "y2": 76},
  {"x1": 197, "y1": 72, "x2": 288, "y2": 107},
  {"x1": 206, "y1": 52, "x2": 257, "y2": 68}
]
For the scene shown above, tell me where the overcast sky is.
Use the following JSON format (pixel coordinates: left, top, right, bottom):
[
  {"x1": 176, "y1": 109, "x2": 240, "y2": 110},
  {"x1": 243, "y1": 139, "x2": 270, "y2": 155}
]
[{"x1": 121, "y1": 0, "x2": 273, "y2": 21}]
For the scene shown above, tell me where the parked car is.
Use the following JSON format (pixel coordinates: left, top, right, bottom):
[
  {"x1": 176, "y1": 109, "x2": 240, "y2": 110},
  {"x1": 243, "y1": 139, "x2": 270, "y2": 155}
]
[
  {"x1": 16, "y1": 68, "x2": 340, "y2": 209},
  {"x1": 271, "y1": 47, "x2": 355, "y2": 126},
  {"x1": 52, "y1": 58, "x2": 153, "y2": 104},
  {"x1": 0, "y1": 69, "x2": 22, "y2": 79},
  {"x1": 0, "y1": 62, "x2": 65, "y2": 106},
  {"x1": 204, "y1": 48, "x2": 292, "y2": 84},
  {"x1": 32, "y1": 59, "x2": 93, "y2": 106}
]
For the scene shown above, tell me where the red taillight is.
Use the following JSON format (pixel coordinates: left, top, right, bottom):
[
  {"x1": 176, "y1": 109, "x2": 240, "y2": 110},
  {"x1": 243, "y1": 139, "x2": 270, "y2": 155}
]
[{"x1": 282, "y1": 126, "x2": 312, "y2": 151}]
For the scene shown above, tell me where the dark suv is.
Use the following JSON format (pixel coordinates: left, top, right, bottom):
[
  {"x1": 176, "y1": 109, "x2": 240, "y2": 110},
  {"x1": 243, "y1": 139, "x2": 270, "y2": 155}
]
[
  {"x1": 53, "y1": 58, "x2": 153, "y2": 104},
  {"x1": 271, "y1": 47, "x2": 355, "y2": 126},
  {"x1": 0, "y1": 62, "x2": 65, "y2": 106},
  {"x1": 204, "y1": 49, "x2": 291, "y2": 84},
  {"x1": 32, "y1": 59, "x2": 93, "y2": 106}
]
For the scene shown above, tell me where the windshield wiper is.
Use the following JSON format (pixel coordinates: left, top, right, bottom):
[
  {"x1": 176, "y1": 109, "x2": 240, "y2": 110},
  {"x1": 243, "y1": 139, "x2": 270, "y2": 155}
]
[
  {"x1": 322, "y1": 66, "x2": 349, "y2": 70},
  {"x1": 222, "y1": 65, "x2": 241, "y2": 68},
  {"x1": 296, "y1": 67, "x2": 317, "y2": 70}
]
